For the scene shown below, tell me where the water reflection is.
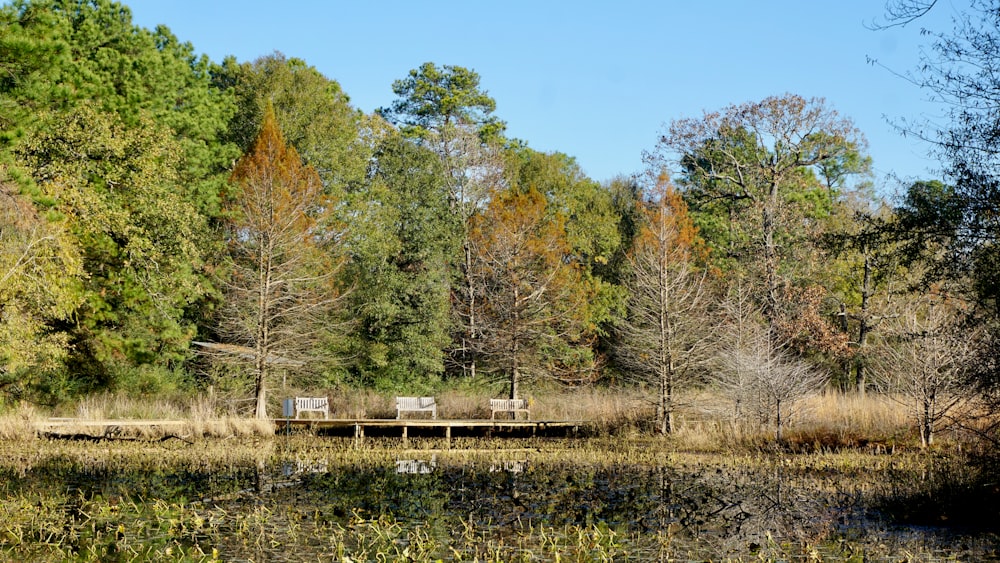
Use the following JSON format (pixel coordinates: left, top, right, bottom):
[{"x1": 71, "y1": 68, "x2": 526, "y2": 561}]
[
  {"x1": 6, "y1": 448, "x2": 997, "y2": 561},
  {"x1": 489, "y1": 459, "x2": 528, "y2": 473},
  {"x1": 395, "y1": 456, "x2": 437, "y2": 474},
  {"x1": 282, "y1": 459, "x2": 328, "y2": 476}
]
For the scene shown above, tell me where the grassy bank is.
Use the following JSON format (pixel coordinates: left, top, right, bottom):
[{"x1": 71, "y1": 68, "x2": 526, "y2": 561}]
[{"x1": 0, "y1": 386, "x2": 971, "y2": 453}]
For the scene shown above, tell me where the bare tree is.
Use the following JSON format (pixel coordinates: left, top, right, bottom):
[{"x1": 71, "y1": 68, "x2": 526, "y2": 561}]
[
  {"x1": 871, "y1": 0, "x2": 939, "y2": 28},
  {"x1": 714, "y1": 283, "x2": 830, "y2": 441},
  {"x1": 218, "y1": 106, "x2": 346, "y2": 419},
  {"x1": 447, "y1": 125, "x2": 507, "y2": 379},
  {"x1": 616, "y1": 173, "x2": 711, "y2": 434},
  {"x1": 871, "y1": 293, "x2": 981, "y2": 447}
]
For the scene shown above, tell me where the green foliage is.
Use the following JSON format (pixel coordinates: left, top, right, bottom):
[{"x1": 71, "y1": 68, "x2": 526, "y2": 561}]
[
  {"x1": 892, "y1": 0, "x2": 1000, "y2": 322},
  {"x1": 507, "y1": 148, "x2": 620, "y2": 267},
  {"x1": 505, "y1": 146, "x2": 627, "y2": 334},
  {"x1": 0, "y1": 0, "x2": 237, "y2": 217},
  {"x1": 219, "y1": 51, "x2": 370, "y2": 197},
  {"x1": 6, "y1": 2, "x2": 980, "y2": 414},
  {"x1": 598, "y1": 176, "x2": 645, "y2": 285},
  {"x1": 894, "y1": 180, "x2": 964, "y2": 272},
  {"x1": 0, "y1": 0, "x2": 243, "y2": 398},
  {"x1": 14, "y1": 106, "x2": 210, "y2": 385},
  {"x1": 344, "y1": 135, "x2": 458, "y2": 387},
  {"x1": 380, "y1": 61, "x2": 505, "y2": 142},
  {"x1": 0, "y1": 172, "x2": 83, "y2": 400}
]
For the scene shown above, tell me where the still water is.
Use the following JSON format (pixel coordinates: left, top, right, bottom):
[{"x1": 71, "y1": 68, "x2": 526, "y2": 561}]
[{"x1": 1, "y1": 440, "x2": 997, "y2": 561}]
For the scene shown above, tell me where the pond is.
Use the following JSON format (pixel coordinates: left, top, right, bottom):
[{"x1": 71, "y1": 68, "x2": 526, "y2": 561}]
[{"x1": 0, "y1": 437, "x2": 997, "y2": 561}]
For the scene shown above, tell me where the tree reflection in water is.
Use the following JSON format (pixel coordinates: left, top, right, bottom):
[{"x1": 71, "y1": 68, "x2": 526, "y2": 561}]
[{"x1": 5, "y1": 447, "x2": 997, "y2": 560}]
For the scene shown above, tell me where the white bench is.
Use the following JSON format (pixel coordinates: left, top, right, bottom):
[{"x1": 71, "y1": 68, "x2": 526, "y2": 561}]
[
  {"x1": 295, "y1": 397, "x2": 329, "y2": 419},
  {"x1": 396, "y1": 396, "x2": 437, "y2": 419},
  {"x1": 490, "y1": 398, "x2": 530, "y2": 420}
]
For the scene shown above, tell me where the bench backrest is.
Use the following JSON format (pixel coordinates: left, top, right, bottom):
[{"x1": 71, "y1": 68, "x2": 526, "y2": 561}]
[
  {"x1": 490, "y1": 398, "x2": 528, "y2": 410},
  {"x1": 396, "y1": 396, "x2": 436, "y2": 410},
  {"x1": 296, "y1": 397, "x2": 328, "y2": 410}
]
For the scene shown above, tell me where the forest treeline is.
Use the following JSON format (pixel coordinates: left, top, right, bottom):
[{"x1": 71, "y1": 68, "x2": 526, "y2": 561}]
[{"x1": 2, "y1": 0, "x2": 999, "y2": 442}]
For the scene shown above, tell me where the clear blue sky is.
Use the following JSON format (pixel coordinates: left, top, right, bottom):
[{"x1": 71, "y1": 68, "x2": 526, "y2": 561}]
[{"x1": 126, "y1": 0, "x2": 956, "y2": 189}]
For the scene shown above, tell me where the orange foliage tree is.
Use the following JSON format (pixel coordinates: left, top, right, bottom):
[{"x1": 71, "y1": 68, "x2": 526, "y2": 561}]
[
  {"x1": 772, "y1": 284, "x2": 852, "y2": 362},
  {"x1": 220, "y1": 106, "x2": 345, "y2": 418},
  {"x1": 467, "y1": 187, "x2": 595, "y2": 400}
]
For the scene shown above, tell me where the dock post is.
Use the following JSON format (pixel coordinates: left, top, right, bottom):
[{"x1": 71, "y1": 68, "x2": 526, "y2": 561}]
[
  {"x1": 354, "y1": 423, "x2": 365, "y2": 448},
  {"x1": 402, "y1": 425, "x2": 408, "y2": 447},
  {"x1": 445, "y1": 425, "x2": 451, "y2": 449}
]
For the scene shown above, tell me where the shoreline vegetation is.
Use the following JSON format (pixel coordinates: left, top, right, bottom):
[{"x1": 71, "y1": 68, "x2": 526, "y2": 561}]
[
  {"x1": 1, "y1": 388, "x2": 923, "y2": 448},
  {"x1": 4, "y1": 1, "x2": 1000, "y2": 558},
  {"x1": 0, "y1": 416, "x2": 997, "y2": 561},
  {"x1": 0, "y1": 389, "x2": 998, "y2": 561}
]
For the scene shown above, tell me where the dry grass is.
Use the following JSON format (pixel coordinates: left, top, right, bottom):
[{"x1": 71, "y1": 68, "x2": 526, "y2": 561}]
[
  {"x1": 663, "y1": 389, "x2": 916, "y2": 452},
  {"x1": 796, "y1": 391, "x2": 910, "y2": 436},
  {"x1": 0, "y1": 386, "x2": 982, "y2": 451},
  {"x1": 65, "y1": 391, "x2": 190, "y2": 420},
  {"x1": 0, "y1": 402, "x2": 39, "y2": 441},
  {"x1": 0, "y1": 392, "x2": 275, "y2": 441}
]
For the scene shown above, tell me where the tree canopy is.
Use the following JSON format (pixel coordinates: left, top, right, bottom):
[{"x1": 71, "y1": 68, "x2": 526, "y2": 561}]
[{"x1": 2, "y1": 0, "x2": 997, "y2": 448}]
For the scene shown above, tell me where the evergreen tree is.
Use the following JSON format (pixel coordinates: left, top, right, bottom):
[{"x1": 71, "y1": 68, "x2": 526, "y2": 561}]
[
  {"x1": 219, "y1": 51, "x2": 370, "y2": 197},
  {"x1": 15, "y1": 107, "x2": 211, "y2": 390},
  {"x1": 344, "y1": 134, "x2": 457, "y2": 387}
]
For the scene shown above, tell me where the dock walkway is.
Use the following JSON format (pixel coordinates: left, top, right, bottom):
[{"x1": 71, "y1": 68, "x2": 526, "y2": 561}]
[
  {"x1": 35, "y1": 418, "x2": 586, "y2": 445},
  {"x1": 280, "y1": 418, "x2": 584, "y2": 445}
]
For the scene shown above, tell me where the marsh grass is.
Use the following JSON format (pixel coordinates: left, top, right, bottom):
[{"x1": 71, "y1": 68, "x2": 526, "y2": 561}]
[
  {"x1": 0, "y1": 402, "x2": 38, "y2": 441},
  {"x1": 660, "y1": 389, "x2": 921, "y2": 452},
  {"x1": 0, "y1": 385, "x2": 977, "y2": 452},
  {"x1": 0, "y1": 391, "x2": 275, "y2": 441},
  {"x1": 782, "y1": 391, "x2": 913, "y2": 451},
  {"x1": 67, "y1": 391, "x2": 190, "y2": 420}
]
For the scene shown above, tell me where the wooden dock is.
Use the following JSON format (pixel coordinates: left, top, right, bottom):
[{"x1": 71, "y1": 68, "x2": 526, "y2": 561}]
[
  {"x1": 34, "y1": 417, "x2": 587, "y2": 445},
  {"x1": 279, "y1": 418, "x2": 585, "y2": 444}
]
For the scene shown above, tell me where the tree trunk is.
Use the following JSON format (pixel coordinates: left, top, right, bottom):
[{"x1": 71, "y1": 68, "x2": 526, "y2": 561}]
[
  {"x1": 921, "y1": 395, "x2": 934, "y2": 448},
  {"x1": 774, "y1": 398, "x2": 783, "y2": 442},
  {"x1": 465, "y1": 241, "x2": 477, "y2": 379},
  {"x1": 254, "y1": 243, "x2": 272, "y2": 420},
  {"x1": 658, "y1": 256, "x2": 672, "y2": 435},
  {"x1": 658, "y1": 367, "x2": 668, "y2": 435},
  {"x1": 762, "y1": 184, "x2": 779, "y2": 321},
  {"x1": 856, "y1": 248, "x2": 874, "y2": 396},
  {"x1": 255, "y1": 376, "x2": 267, "y2": 419},
  {"x1": 510, "y1": 363, "x2": 519, "y2": 402}
]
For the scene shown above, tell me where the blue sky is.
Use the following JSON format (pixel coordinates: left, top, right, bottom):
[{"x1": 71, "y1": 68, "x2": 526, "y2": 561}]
[{"x1": 126, "y1": 1, "x2": 956, "y2": 189}]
